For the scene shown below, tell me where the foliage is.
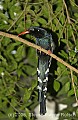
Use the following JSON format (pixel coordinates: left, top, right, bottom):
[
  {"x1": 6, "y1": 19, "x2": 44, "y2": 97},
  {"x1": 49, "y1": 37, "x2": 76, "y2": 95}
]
[{"x1": 0, "y1": 0, "x2": 78, "y2": 120}]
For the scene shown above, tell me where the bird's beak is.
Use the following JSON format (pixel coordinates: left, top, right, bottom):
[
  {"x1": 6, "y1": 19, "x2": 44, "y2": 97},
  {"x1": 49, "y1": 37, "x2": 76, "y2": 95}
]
[{"x1": 18, "y1": 30, "x2": 29, "y2": 36}]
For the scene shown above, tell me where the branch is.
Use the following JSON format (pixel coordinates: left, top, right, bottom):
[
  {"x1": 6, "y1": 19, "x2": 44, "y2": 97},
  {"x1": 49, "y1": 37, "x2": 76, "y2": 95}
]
[{"x1": 0, "y1": 31, "x2": 78, "y2": 74}]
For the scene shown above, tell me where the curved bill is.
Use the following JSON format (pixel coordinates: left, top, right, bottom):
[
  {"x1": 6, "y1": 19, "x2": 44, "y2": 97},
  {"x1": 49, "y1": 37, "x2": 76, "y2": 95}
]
[{"x1": 18, "y1": 30, "x2": 29, "y2": 36}]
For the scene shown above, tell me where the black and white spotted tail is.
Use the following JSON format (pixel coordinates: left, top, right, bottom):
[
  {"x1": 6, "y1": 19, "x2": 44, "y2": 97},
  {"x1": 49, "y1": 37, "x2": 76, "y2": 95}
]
[{"x1": 37, "y1": 54, "x2": 51, "y2": 115}]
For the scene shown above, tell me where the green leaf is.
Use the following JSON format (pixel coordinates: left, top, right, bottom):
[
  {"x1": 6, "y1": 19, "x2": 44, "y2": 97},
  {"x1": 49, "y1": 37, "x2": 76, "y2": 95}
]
[
  {"x1": 54, "y1": 80, "x2": 60, "y2": 92},
  {"x1": 0, "y1": 67, "x2": 4, "y2": 74},
  {"x1": 42, "y1": 5, "x2": 49, "y2": 18},
  {"x1": 57, "y1": 82, "x2": 70, "y2": 97},
  {"x1": 65, "y1": 82, "x2": 70, "y2": 93},
  {"x1": 31, "y1": 79, "x2": 37, "y2": 90},
  {"x1": 59, "y1": 50, "x2": 68, "y2": 59},
  {"x1": 15, "y1": 45, "x2": 25, "y2": 62},
  {"x1": 0, "y1": 55, "x2": 6, "y2": 62},
  {"x1": 57, "y1": 76, "x2": 70, "y2": 85},
  {"x1": 38, "y1": 17, "x2": 47, "y2": 25},
  {"x1": 0, "y1": 13, "x2": 8, "y2": 20},
  {"x1": 69, "y1": 50, "x2": 76, "y2": 58},
  {"x1": 23, "y1": 88, "x2": 32, "y2": 102},
  {"x1": 74, "y1": 13, "x2": 78, "y2": 18},
  {"x1": 6, "y1": 60, "x2": 17, "y2": 72},
  {"x1": 23, "y1": 65, "x2": 36, "y2": 76},
  {"x1": 68, "y1": 89, "x2": 74, "y2": 96},
  {"x1": 25, "y1": 108, "x2": 31, "y2": 120},
  {"x1": 60, "y1": 13, "x2": 65, "y2": 25},
  {"x1": 1, "y1": 37, "x2": 11, "y2": 46}
]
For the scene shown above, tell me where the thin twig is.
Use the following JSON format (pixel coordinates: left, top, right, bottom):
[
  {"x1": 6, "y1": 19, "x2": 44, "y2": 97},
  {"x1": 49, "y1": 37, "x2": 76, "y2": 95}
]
[
  {"x1": 7, "y1": 11, "x2": 24, "y2": 32},
  {"x1": 70, "y1": 0, "x2": 78, "y2": 8},
  {"x1": 7, "y1": 99, "x2": 20, "y2": 112},
  {"x1": 63, "y1": 0, "x2": 70, "y2": 23},
  {"x1": 63, "y1": 0, "x2": 76, "y2": 44},
  {"x1": 71, "y1": 70, "x2": 78, "y2": 105},
  {"x1": 0, "y1": 31, "x2": 78, "y2": 74},
  {"x1": 58, "y1": 18, "x2": 67, "y2": 43}
]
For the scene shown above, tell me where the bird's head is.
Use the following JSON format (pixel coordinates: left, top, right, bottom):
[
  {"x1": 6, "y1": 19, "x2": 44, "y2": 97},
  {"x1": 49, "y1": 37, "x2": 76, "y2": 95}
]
[{"x1": 18, "y1": 26, "x2": 47, "y2": 38}]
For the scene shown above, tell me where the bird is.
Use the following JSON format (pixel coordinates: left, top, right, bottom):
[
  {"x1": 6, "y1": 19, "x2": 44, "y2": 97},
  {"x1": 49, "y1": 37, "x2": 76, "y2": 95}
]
[{"x1": 18, "y1": 26, "x2": 55, "y2": 115}]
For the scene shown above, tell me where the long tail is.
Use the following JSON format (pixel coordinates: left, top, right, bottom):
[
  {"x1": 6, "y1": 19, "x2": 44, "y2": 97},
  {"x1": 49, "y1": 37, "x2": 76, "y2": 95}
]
[{"x1": 37, "y1": 55, "x2": 50, "y2": 115}]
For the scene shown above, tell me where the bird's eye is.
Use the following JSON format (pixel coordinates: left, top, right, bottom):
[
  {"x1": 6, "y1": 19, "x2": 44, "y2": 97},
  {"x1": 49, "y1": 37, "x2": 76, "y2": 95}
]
[{"x1": 30, "y1": 28, "x2": 34, "y2": 31}]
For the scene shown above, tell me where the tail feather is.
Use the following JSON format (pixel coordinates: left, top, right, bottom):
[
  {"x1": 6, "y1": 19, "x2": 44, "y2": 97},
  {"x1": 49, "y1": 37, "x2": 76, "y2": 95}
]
[
  {"x1": 40, "y1": 96, "x2": 46, "y2": 115},
  {"x1": 37, "y1": 55, "x2": 50, "y2": 115}
]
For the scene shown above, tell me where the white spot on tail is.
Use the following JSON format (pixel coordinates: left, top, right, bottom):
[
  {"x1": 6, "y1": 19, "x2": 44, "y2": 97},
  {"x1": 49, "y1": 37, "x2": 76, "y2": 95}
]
[
  {"x1": 38, "y1": 77, "x2": 42, "y2": 83},
  {"x1": 44, "y1": 95, "x2": 46, "y2": 98},
  {"x1": 45, "y1": 68, "x2": 49, "y2": 75},
  {"x1": 49, "y1": 58, "x2": 52, "y2": 67},
  {"x1": 43, "y1": 77, "x2": 48, "y2": 82},
  {"x1": 37, "y1": 68, "x2": 40, "y2": 74},
  {"x1": 37, "y1": 85, "x2": 42, "y2": 91},
  {"x1": 43, "y1": 87, "x2": 47, "y2": 91}
]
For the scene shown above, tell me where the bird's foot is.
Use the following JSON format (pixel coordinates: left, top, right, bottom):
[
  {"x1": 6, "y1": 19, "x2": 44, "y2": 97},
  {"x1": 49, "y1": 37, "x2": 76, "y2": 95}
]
[{"x1": 48, "y1": 50, "x2": 52, "y2": 55}]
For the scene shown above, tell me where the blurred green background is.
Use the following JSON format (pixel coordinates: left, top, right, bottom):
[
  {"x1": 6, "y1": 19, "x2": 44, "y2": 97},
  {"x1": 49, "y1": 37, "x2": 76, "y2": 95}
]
[{"x1": 0, "y1": 0, "x2": 78, "y2": 120}]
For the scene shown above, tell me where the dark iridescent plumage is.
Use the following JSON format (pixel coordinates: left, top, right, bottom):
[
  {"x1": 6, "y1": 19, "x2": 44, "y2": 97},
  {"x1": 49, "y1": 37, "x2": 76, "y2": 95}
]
[{"x1": 18, "y1": 26, "x2": 54, "y2": 115}]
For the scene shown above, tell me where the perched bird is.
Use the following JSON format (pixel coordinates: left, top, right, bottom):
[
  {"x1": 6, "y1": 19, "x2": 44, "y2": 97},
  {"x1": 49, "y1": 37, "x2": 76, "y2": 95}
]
[{"x1": 18, "y1": 26, "x2": 54, "y2": 115}]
